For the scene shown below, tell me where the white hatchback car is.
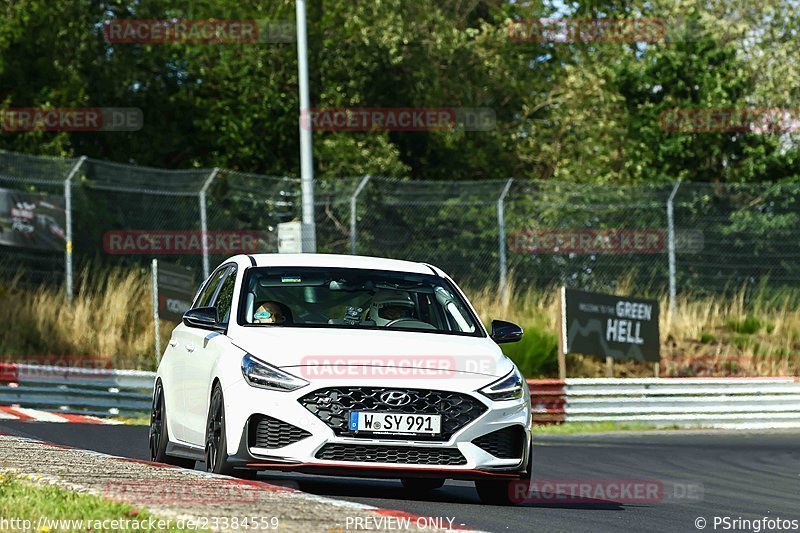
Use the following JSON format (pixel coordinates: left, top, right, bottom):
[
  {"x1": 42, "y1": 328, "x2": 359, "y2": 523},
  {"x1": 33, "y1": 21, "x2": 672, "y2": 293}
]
[{"x1": 151, "y1": 254, "x2": 532, "y2": 505}]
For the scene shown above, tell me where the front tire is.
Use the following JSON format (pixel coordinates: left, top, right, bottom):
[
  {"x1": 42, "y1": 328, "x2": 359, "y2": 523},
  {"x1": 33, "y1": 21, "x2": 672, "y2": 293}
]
[
  {"x1": 205, "y1": 383, "x2": 257, "y2": 479},
  {"x1": 205, "y1": 384, "x2": 232, "y2": 475},
  {"x1": 149, "y1": 381, "x2": 196, "y2": 468},
  {"x1": 475, "y1": 439, "x2": 534, "y2": 506}
]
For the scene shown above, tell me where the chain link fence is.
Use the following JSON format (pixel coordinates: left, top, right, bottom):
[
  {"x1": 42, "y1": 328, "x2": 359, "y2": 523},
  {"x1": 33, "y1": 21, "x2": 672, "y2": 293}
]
[
  {"x1": 506, "y1": 180, "x2": 677, "y2": 294},
  {"x1": 2, "y1": 149, "x2": 799, "y2": 303},
  {"x1": 0, "y1": 152, "x2": 79, "y2": 284}
]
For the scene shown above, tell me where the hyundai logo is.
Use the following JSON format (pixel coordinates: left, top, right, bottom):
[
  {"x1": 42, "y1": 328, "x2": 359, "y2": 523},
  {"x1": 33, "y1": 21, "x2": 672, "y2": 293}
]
[{"x1": 380, "y1": 390, "x2": 411, "y2": 407}]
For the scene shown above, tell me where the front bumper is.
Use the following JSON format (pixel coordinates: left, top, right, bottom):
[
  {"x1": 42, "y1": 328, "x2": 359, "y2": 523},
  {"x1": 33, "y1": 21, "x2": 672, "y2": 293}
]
[{"x1": 222, "y1": 376, "x2": 532, "y2": 480}]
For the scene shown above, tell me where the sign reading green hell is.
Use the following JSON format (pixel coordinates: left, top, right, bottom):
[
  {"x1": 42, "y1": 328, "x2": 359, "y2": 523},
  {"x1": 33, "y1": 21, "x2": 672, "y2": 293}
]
[{"x1": 561, "y1": 288, "x2": 661, "y2": 362}]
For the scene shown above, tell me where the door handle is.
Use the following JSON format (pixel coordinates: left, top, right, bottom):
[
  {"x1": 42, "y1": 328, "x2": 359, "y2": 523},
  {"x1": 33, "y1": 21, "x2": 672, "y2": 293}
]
[
  {"x1": 168, "y1": 339, "x2": 178, "y2": 348},
  {"x1": 186, "y1": 343, "x2": 196, "y2": 353}
]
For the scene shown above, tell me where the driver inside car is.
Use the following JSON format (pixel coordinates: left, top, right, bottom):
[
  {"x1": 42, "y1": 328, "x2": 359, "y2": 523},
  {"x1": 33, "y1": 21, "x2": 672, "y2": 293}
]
[
  {"x1": 253, "y1": 301, "x2": 288, "y2": 324},
  {"x1": 368, "y1": 290, "x2": 416, "y2": 326}
]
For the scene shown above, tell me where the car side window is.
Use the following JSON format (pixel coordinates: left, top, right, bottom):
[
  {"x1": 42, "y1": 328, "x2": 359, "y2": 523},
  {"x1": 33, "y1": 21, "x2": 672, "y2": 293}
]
[
  {"x1": 214, "y1": 267, "x2": 237, "y2": 324},
  {"x1": 194, "y1": 268, "x2": 227, "y2": 308}
]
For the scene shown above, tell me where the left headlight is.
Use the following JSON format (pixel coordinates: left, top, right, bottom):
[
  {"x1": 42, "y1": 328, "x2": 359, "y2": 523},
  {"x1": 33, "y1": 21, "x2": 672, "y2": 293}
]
[
  {"x1": 478, "y1": 367, "x2": 525, "y2": 401},
  {"x1": 241, "y1": 354, "x2": 309, "y2": 392}
]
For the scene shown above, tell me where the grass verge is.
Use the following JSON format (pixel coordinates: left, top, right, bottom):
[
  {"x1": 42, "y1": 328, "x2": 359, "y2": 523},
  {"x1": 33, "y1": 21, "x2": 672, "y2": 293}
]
[{"x1": 0, "y1": 472, "x2": 196, "y2": 532}]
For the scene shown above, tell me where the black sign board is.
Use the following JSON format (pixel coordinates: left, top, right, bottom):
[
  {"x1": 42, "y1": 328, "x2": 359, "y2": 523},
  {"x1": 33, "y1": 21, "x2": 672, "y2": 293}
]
[
  {"x1": 0, "y1": 188, "x2": 66, "y2": 251},
  {"x1": 561, "y1": 288, "x2": 660, "y2": 362},
  {"x1": 157, "y1": 262, "x2": 196, "y2": 322}
]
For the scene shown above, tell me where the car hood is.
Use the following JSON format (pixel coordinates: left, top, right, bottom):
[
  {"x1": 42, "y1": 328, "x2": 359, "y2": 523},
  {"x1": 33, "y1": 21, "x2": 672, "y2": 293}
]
[{"x1": 230, "y1": 326, "x2": 514, "y2": 378}]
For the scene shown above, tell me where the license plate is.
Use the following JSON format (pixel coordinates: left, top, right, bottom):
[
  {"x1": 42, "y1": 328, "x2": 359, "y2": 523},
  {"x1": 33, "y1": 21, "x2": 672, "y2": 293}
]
[{"x1": 349, "y1": 411, "x2": 441, "y2": 435}]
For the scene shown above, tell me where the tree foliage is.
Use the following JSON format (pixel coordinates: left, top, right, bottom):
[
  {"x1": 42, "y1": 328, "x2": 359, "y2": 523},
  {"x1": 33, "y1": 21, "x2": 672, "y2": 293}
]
[{"x1": 1, "y1": 0, "x2": 799, "y2": 183}]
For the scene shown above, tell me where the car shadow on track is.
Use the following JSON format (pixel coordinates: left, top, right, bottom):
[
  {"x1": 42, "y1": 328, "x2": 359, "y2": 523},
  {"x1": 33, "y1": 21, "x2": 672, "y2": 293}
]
[{"x1": 253, "y1": 473, "x2": 626, "y2": 510}]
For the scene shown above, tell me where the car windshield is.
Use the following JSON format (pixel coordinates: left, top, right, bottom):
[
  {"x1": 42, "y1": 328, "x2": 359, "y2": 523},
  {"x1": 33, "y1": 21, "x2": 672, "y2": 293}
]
[{"x1": 238, "y1": 267, "x2": 483, "y2": 337}]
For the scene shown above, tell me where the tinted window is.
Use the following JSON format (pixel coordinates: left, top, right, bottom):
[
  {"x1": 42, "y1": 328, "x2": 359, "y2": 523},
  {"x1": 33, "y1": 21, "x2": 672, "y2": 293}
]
[
  {"x1": 214, "y1": 267, "x2": 237, "y2": 323},
  {"x1": 238, "y1": 267, "x2": 483, "y2": 337},
  {"x1": 194, "y1": 268, "x2": 227, "y2": 308}
]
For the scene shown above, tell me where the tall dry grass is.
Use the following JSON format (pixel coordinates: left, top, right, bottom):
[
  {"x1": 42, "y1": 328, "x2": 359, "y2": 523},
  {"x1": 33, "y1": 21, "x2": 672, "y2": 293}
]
[
  {"x1": 0, "y1": 268, "x2": 171, "y2": 370},
  {"x1": 658, "y1": 285, "x2": 800, "y2": 377},
  {"x1": 1, "y1": 268, "x2": 799, "y2": 376},
  {"x1": 469, "y1": 281, "x2": 800, "y2": 378}
]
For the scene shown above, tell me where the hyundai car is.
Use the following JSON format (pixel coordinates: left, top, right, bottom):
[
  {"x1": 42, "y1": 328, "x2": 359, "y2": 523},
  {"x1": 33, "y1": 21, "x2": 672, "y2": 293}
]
[{"x1": 150, "y1": 253, "x2": 532, "y2": 505}]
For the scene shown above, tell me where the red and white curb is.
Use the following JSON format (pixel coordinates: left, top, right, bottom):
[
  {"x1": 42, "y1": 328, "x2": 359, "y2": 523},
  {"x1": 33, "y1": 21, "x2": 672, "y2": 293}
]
[
  {"x1": 0, "y1": 405, "x2": 122, "y2": 424},
  {"x1": 0, "y1": 435, "x2": 484, "y2": 532}
]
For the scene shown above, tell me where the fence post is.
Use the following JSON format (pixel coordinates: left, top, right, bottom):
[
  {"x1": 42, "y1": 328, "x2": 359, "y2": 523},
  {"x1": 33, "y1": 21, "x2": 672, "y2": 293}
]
[
  {"x1": 349, "y1": 175, "x2": 372, "y2": 255},
  {"x1": 64, "y1": 156, "x2": 86, "y2": 302},
  {"x1": 199, "y1": 168, "x2": 220, "y2": 280},
  {"x1": 296, "y1": 0, "x2": 317, "y2": 253},
  {"x1": 498, "y1": 178, "x2": 514, "y2": 305},
  {"x1": 667, "y1": 180, "x2": 682, "y2": 320}
]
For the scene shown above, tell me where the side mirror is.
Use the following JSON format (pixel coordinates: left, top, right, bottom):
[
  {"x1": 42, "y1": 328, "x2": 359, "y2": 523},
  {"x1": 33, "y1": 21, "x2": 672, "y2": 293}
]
[
  {"x1": 490, "y1": 320, "x2": 523, "y2": 344},
  {"x1": 183, "y1": 307, "x2": 224, "y2": 332}
]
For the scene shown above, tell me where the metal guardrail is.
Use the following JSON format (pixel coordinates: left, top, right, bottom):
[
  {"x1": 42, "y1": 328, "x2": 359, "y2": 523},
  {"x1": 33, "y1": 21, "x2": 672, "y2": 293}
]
[
  {"x1": 2, "y1": 364, "x2": 799, "y2": 427},
  {"x1": 528, "y1": 377, "x2": 800, "y2": 429},
  {"x1": 0, "y1": 363, "x2": 155, "y2": 417}
]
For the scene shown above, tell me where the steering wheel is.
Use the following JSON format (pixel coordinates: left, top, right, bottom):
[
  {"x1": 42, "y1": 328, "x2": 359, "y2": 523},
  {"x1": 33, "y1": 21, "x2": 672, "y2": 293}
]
[
  {"x1": 384, "y1": 318, "x2": 416, "y2": 327},
  {"x1": 385, "y1": 318, "x2": 439, "y2": 331}
]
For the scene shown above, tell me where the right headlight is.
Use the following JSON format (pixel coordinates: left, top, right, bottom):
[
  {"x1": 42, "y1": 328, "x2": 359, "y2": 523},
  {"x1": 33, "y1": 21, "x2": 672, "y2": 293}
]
[
  {"x1": 241, "y1": 354, "x2": 308, "y2": 392},
  {"x1": 478, "y1": 367, "x2": 525, "y2": 401}
]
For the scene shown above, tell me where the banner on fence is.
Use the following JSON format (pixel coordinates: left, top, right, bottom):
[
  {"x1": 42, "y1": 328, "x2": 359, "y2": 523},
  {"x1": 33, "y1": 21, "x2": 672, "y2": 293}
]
[
  {"x1": 0, "y1": 188, "x2": 66, "y2": 251},
  {"x1": 560, "y1": 287, "x2": 660, "y2": 362},
  {"x1": 156, "y1": 262, "x2": 197, "y2": 322}
]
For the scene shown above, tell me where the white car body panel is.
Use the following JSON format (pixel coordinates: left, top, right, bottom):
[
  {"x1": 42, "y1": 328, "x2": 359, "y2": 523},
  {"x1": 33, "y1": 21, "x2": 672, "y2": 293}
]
[{"x1": 229, "y1": 327, "x2": 514, "y2": 376}]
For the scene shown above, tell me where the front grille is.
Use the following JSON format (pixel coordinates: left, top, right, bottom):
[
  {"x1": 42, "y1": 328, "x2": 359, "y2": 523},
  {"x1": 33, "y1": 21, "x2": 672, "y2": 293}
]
[
  {"x1": 248, "y1": 414, "x2": 312, "y2": 449},
  {"x1": 472, "y1": 425, "x2": 525, "y2": 459},
  {"x1": 300, "y1": 387, "x2": 487, "y2": 441},
  {"x1": 315, "y1": 443, "x2": 467, "y2": 465}
]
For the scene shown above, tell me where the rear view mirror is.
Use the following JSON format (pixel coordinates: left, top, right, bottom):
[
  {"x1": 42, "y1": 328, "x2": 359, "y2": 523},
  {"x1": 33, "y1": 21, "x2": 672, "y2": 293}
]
[
  {"x1": 490, "y1": 320, "x2": 523, "y2": 344},
  {"x1": 183, "y1": 307, "x2": 224, "y2": 332}
]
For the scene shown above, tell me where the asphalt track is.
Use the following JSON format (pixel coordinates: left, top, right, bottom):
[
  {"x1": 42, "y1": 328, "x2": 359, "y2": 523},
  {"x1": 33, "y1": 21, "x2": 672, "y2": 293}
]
[{"x1": 0, "y1": 421, "x2": 798, "y2": 533}]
